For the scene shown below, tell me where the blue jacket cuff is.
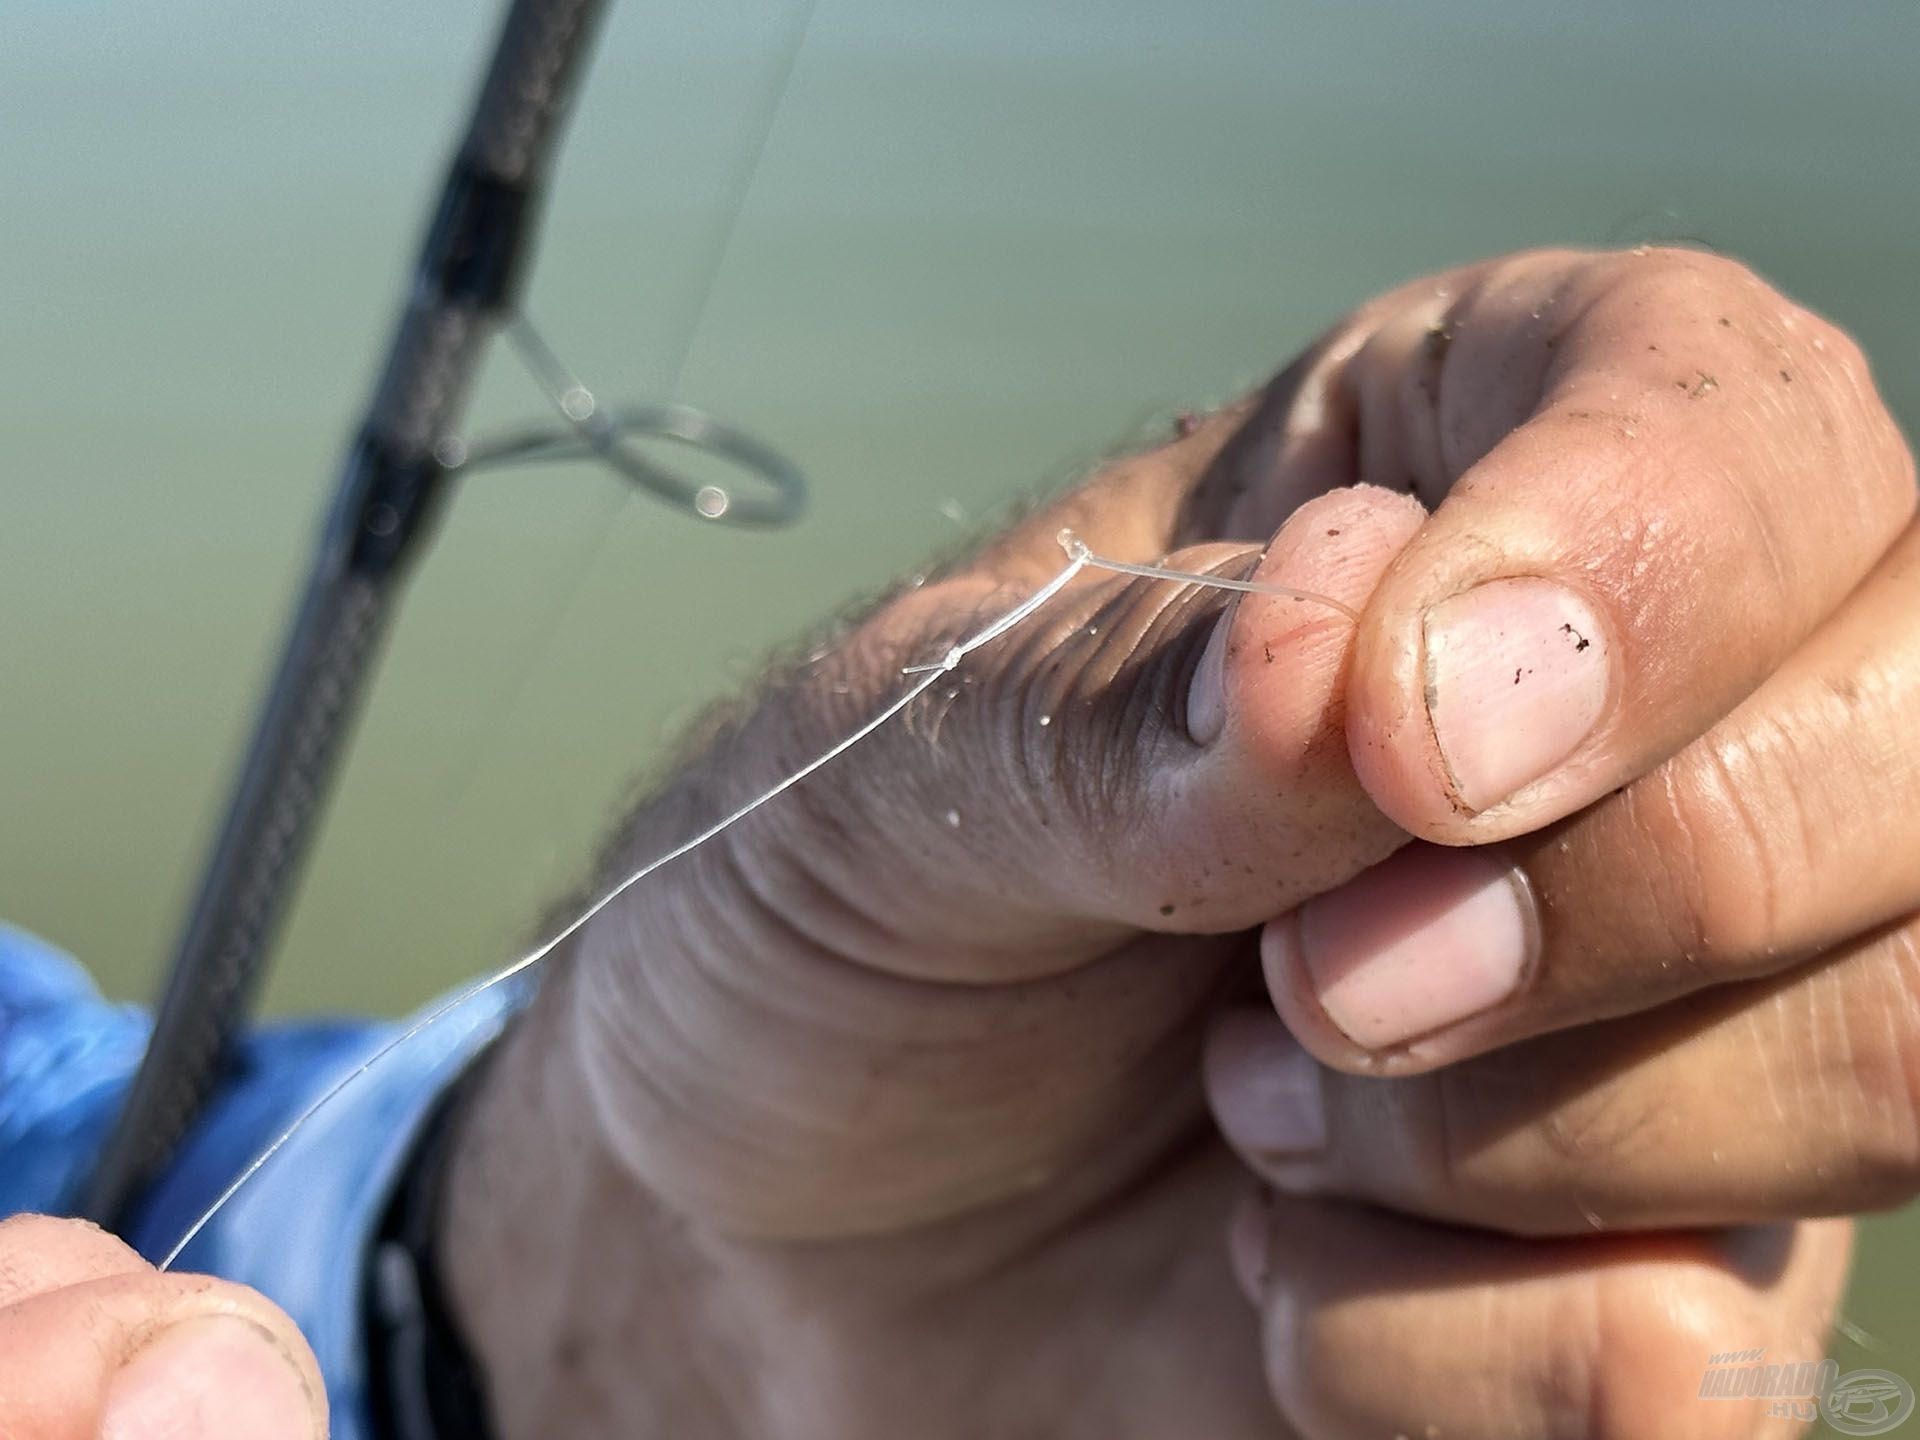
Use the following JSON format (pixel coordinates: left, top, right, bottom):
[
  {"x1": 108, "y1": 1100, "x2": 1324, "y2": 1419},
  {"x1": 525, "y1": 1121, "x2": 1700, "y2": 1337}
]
[{"x1": 130, "y1": 981, "x2": 526, "y2": 1440}]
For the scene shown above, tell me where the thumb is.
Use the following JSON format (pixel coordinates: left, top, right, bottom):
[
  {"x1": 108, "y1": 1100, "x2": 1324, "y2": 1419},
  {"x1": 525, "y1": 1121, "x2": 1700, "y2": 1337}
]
[
  {"x1": 752, "y1": 482, "x2": 1428, "y2": 982},
  {"x1": 0, "y1": 1224, "x2": 324, "y2": 1440},
  {"x1": 1145, "y1": 483, "x2": 1429, "y2": 931},
  {"x1": 561, "y1": 483, "x2": 1427, "y2": 1236}
]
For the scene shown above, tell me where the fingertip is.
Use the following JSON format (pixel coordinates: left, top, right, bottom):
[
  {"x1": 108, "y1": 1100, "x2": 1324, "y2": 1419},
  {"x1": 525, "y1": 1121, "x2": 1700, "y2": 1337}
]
[
  {"x1": 1201, "y1": 486, "x2": 1427, "y2": 764},
  {"x1": 101, "y1": 1312, "x2": 324, "y2": 1440},
  {"x1": 1160, "y1": 485, "x2": 1429, "y2": 928},
  {"x1": 0, "y1": 1267, "x2": 328, "y2": 1440},
  {"x1": 1262, "y1": 484, "x2": 1430, "y2": 591}
]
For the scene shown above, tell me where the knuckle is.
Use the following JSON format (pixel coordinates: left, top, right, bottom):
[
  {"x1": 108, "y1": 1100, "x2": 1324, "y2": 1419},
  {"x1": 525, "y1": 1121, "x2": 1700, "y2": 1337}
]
[
  {"x1": 1601, "y1": 244, "x2": 1756, "y2": 310},
  {"x1": 1425, "y1": 1064, "x2": 1534, "y2": 1226},
  {"x1": 1644, "y1": 730, "x2": 1812, "y2": 971},
  {"x1": 1797, "y1": 306, "x2": 1873, "y2": 385},
  {"x1": 1535, "y1": 1077, "x2": 1662, "y2": 1179},
  {"x1": 1426, "y1": 1066, "x2": 1500, "y2": 1213},
  {"x1": 1635, "y1": 244, "x2": 1759, "y2": 292},
  {"x1": 1793, "y1": 312, "x2": 1913, "y2": 484},
  {"x1": 1421, "y1": 1044, "x2": 1686, "y2": 1239},
  {"x1": 1424, "y1": 1059, "x2": 1646, "y2": 1235},
  {"x1": 1650, "y1": 657, "x2": 1905, "y2": 977}
]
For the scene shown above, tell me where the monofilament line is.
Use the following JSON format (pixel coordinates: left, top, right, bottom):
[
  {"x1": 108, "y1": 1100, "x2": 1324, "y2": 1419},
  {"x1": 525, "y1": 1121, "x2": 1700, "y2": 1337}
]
[
  {"x1": 1062, "y1": 530, "x2": 1361, "y2": 622},
  {"x1": 160, "y1": 529, "x2": 1353, "y2": 1269}
]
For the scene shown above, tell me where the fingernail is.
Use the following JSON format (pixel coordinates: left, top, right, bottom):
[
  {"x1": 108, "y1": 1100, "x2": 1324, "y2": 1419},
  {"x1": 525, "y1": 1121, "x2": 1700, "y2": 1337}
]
[
  {"x1": 1185, "y1": 603, "x2": 1234, "y2": 745},
  {"x1": 1282, "y1": 845, "x2": 1536, "y2": 1051},
  {"x1": 1204, "y1": 1009, "x2": 1326, "y2": 1156},
  {"x1": 1423, "y1": 577, "x2": 1610, "y2": 811},
  {"x1": 101, "y1": 1315, "x2": 320, "y2": 1440}
]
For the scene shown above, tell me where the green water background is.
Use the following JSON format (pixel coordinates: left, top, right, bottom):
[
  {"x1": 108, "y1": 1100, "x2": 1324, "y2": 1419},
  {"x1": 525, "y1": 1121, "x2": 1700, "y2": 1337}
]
[{"x1": 3, "y1": 0, "x2": 1916, "y2": 1416}]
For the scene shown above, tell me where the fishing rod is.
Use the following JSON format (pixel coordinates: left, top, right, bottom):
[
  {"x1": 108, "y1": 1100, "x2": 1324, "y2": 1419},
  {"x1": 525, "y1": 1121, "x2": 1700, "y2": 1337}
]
[{"x1": 82, "y1": 0, "x2": 805, "y2": 1230}]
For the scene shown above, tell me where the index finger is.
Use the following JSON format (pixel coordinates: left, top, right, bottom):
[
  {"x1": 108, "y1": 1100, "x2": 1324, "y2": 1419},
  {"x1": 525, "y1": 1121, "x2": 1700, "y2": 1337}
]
[{"x1": 1343, "y1": 247, "x2": 1915, "y2": 842}]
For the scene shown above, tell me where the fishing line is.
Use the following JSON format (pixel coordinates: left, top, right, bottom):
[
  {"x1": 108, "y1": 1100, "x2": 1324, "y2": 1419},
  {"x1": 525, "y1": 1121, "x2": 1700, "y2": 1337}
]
[
  {"x1": 158, "y1": 531, "x2": 1352, "y2": 1270},
  {"x1": 1063, "y1": 535, "x2": 1360, "y2": 622},
  {"x1": 433, "y1": 0, "x2": 822, "y2": 808}
]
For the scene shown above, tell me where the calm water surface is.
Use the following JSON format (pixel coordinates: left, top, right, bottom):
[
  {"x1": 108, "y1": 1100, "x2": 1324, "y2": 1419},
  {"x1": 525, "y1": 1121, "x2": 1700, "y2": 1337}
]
[{"x1": 3, "y1": 0, "x2": 1917, "y2": 1399}]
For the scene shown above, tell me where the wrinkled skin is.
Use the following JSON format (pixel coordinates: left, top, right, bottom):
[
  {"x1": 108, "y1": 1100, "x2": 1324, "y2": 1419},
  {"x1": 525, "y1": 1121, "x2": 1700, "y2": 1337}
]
[
  {"x1": 0, "y1": 1213, "x2": 327, "y2": 1440},
  {"x1": 408, "y1": 247, "x2": 1917, "y2": 1440}
]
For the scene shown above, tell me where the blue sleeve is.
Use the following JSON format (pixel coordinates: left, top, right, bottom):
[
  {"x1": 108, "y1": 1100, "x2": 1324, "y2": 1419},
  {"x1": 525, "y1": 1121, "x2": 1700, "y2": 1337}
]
[{"x1": 0, "y1": 922, "x2": 522, "y2": 1440}]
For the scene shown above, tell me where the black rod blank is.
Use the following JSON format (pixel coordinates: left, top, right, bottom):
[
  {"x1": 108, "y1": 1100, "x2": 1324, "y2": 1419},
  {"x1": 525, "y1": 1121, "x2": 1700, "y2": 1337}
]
[{"x1": 83, "y1": 0, "x2": 612, "y2": 1230}]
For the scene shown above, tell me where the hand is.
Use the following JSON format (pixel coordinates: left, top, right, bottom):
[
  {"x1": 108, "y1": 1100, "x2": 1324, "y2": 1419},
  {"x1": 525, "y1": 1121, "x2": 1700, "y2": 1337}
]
[
  {"x1": 440, "y1": 248, "x2": 1915, "y2": 1439},
  {"x1": 1200, "y1": 249, "x2": 1920, "y2": 1437},
  {"x1": 0, "y1": 1212, "x2": 325, "y2": 1439}
]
